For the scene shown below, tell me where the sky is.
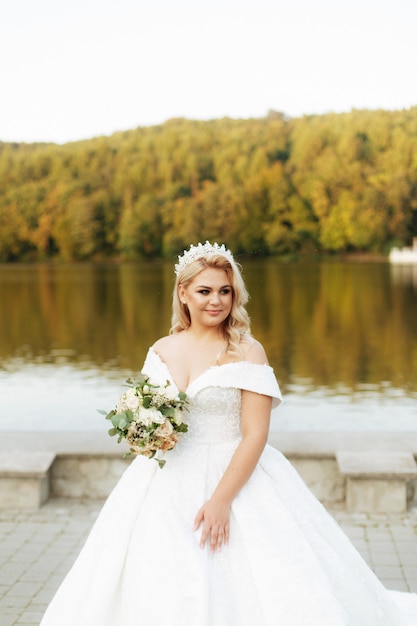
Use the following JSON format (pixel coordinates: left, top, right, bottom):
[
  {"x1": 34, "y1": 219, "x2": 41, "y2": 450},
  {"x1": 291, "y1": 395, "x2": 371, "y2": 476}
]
[{"x1": 1, "y1": 0, "x2": 417, "y2": 144}]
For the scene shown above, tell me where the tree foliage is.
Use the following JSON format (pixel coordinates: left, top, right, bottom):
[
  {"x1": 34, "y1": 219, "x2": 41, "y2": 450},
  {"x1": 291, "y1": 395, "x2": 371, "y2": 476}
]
[{"x1": 1, "y1": 108, "x2": 417, "y2": 261}]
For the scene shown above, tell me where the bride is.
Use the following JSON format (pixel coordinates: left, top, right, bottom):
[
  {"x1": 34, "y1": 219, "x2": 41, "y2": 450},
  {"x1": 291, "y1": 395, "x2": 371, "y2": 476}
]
[{"x1": 40, "y1": 241, "x2": 417, "y2": 625}]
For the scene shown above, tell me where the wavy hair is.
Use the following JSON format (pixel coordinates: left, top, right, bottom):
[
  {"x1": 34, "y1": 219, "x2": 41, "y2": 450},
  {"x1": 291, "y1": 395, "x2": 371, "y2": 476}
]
[{"x1": 170, "y1": 252, "x2": 252, "y2": 357}]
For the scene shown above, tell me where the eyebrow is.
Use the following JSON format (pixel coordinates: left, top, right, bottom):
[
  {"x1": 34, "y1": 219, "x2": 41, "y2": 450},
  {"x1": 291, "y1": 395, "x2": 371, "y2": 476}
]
[{"x1": 196, "y1": 284, "x2": 232, "y2": 289}]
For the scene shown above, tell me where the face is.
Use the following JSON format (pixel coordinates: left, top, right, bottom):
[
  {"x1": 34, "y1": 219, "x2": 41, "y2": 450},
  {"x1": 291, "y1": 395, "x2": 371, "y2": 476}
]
[{"x1": 179, "y1": 267, "x2": 233, "y2": 329}]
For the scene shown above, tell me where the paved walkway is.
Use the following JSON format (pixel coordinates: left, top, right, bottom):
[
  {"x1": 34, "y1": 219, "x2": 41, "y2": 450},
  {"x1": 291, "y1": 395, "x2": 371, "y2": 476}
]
[{"x1": 0, "y1": 499, "x2": 416, "y2": 626}]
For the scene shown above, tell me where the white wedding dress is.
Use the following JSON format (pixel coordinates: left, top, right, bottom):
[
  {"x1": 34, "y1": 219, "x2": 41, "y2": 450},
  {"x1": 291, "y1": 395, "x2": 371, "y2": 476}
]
[{"x1": 40, "y1": 347, "x2": 417, "y2": 626}]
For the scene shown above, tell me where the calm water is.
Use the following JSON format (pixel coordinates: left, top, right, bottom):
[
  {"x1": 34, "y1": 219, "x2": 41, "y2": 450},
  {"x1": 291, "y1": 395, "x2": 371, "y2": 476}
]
[{"x1": 1, "y1": 260, "x2": 416, "y2": 432}]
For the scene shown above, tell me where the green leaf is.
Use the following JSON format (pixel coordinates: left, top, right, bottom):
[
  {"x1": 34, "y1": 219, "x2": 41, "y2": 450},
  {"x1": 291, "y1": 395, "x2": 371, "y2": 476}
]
[
  {"x1": 160, "y1": 406, "x2": 174, "y2": 417},
  {"x1": 108, "y1": 427, "x2": 118, "y2": 437},
  {"x1": 142, "y1": 396, "x2": 152, "y2": 408},
  {"x1": 97, "y1": 409, "x2": 108, "y2": 415},
  {"x1": 111, "y1": 409, "x2": 133, "y2": 428},
  {"x1": 111, "y1": 413, "x2": 121, "y2": 427},
  {"x1": 119, "y1": 418, "x2": 127, "y2": 430},
  {"x1": 125, "y1": 410, "x2": 134, "y2": 424},
  {"x1": 178, "y1": 392, "x2": 187, "y2": 402}
]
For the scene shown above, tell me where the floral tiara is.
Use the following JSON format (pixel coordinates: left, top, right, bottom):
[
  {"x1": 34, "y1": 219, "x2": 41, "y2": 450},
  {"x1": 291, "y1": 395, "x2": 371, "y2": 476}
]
[{"x1": 174, "y1": 241, "x2": 234, "y2": 276}]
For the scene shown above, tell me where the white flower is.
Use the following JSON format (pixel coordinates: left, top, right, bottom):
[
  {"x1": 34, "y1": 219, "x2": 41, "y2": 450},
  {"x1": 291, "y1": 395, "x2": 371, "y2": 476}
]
[
  {"x1": 138, "y1": 405, "x2": 164, "y2": 426},
  {"x1": 154, "y1": 419, "x2": 174, "y2": 438},
  {"x1": 124, "y1": 388, "x2": 141, "y2": 411},
  {"x1": 116, "y1": 393, "x2": 128, "y2": 413}
]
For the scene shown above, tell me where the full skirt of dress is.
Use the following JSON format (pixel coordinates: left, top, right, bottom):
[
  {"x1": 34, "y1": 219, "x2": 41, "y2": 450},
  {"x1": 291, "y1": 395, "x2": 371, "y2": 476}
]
[{"x1": 40, "y1": 441, "x2": 417, "y2": 626}]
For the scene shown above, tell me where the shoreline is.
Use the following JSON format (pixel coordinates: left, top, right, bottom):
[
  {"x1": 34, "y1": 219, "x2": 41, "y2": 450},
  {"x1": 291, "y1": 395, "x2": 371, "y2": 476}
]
[{"x1": 0, "y1": 251, "x2": 392, "y2": 266}]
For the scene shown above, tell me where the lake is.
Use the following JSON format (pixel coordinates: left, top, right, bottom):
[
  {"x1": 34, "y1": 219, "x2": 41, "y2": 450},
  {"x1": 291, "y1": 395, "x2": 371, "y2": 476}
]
[{"x1": 1, "y1": 259, "x2": 416, "y2": 432}]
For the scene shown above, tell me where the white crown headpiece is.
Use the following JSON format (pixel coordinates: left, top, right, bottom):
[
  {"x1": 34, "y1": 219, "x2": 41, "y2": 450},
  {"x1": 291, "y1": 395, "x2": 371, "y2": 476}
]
[{"x1": 175, "y1": 241, "x2": 234, "y2": 276}]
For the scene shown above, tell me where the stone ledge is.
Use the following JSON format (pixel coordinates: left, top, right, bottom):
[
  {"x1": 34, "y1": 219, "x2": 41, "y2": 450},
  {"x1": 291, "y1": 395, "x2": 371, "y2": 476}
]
[
  {"x1": 336, "y1": 451, "x2": 417, "y2": 479},
  {"x1": 51, "y1": 454, "x2": 131, "y2": 499},
  {"x1": 0, "y1": 451, "x2": 55, "y2": 508},
  {"x1": 336, "y1": 451, "x2": 417, "y2": 513},
  {"x1": 0, "y1": 433, "x2": 417, "y2": 511},
  {"x1": 0, "y1": 451, "x2": 55, "y2": 477}
]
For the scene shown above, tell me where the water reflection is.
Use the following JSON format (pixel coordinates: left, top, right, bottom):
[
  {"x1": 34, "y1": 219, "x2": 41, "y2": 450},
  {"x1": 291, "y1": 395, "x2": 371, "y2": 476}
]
[
  {"x1": 0, "y1": 260, "x2": 416, "y2": 431},
  {"x1": 390, "y1": 263, "x2": 417, "y2": 289},
  {"x1": 246, "y1": 260, "x2": 417, "y2": 392}
]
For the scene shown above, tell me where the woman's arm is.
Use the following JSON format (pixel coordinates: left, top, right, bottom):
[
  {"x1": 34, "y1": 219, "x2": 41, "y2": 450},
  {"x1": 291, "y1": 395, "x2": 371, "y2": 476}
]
[{"x1": 193, "y1": 343, "x2": 273, "y2": 553}]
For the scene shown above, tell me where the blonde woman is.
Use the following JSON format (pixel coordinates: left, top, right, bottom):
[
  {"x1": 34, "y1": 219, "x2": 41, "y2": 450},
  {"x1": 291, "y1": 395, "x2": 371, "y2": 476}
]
[{"x1": 41, "y1": 242, "x2": 417, "y2": 625}]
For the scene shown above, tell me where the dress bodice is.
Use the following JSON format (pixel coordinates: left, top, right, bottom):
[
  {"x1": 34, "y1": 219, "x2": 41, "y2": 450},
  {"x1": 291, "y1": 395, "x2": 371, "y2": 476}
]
[
  {"x1": 141, "y1": 347, "x2": 282, "y2": 447},
  {"x1": 186, "y1": 387, "x2": 242, "y2": 444}
]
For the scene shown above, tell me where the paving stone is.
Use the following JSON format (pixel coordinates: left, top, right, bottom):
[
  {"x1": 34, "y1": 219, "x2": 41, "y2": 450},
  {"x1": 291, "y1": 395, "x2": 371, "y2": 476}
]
[
  {"x1": 382, "y1": 579, "x2": 410, "y2": 592},
  {"x1": 370, "y1": 552, "x2": 402, "y2": 566},
  {"x1": 373, "y1": 565, "x2": 406, "y2": 580},
  {"x1": 367, "y1": 540, "x2": 395, "y2": 553},
  {"x1": 0, "y1": 613, "x2": 20, "y2": 626},
  {"x1": 350, "y1": 539, "x2": 371, "y2": 554},
  {"x1": 8, "y1": 582, "x2": 43, "y2": 597},
  {"x1": 402, "y1": 565, "x2": 417, "y2": 579},
  {"x1": 0, "y1": 595, "x2": 30, "y2": 608},
  {"x1": 14, "y1": 610, "x2": 45, "y2": 623},
  {"x1": 339, "y1": 526, "x2": 365, "y2": 539},
  {"x1": 394, "y1": 552, "x2": 417, "y2": 566}
]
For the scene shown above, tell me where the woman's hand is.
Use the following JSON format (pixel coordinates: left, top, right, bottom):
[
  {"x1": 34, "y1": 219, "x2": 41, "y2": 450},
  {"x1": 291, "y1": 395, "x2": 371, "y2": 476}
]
[{"x1": 193, "y1": 497, "x2": 231, "y2": 553}]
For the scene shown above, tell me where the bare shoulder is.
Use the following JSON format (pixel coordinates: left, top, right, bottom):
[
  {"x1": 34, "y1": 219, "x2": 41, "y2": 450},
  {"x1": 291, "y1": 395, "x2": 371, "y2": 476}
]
[
  {"x1": 152, "y1": 335, "x2": 171, "y2": 352},
  {"x1": 240, "y1": 336, "x2": 269, "y2": 365},
  {"x1": 152, "y1": 333, "x2": 185, "y2": 360}
]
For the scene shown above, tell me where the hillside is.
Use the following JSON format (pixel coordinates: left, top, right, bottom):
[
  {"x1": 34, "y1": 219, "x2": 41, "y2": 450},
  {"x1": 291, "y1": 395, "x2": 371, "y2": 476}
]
[{"x1": 1, "y1": 109, "x2": 416, "y2": 261}]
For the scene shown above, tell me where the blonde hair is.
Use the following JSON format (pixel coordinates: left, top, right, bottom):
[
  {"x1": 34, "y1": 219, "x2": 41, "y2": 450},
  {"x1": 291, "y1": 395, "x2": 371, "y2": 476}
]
[{"x1": 170, "y1": 252, "x2": 251, "y2": 356}]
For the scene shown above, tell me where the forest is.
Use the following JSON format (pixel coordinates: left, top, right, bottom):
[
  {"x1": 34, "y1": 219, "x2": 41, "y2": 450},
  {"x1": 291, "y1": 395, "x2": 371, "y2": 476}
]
[{"x1": 0, "y1": 107, "x2": 416, "y2": 261}]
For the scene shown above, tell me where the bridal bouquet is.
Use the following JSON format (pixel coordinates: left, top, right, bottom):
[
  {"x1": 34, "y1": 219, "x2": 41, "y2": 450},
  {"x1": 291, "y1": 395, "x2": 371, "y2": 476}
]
[{"x1": 100, "y1": 375, "x2": 188, "y2": 468}]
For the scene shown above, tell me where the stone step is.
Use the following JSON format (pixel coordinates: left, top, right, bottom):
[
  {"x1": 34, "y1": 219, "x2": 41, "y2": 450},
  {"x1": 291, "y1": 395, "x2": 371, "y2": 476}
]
[
  {"x1": 336, "y1": 450, "x2": 417, "y2": 513},
  {"x1": 1, "y1": 442, "x2": 417, "y2": 512},
  {"x1": 0, "y1": 451, "x2": 130, "y2": 508},
  {"x1": 0, "y1": 451, "x2": 55, "y2": 508}
]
